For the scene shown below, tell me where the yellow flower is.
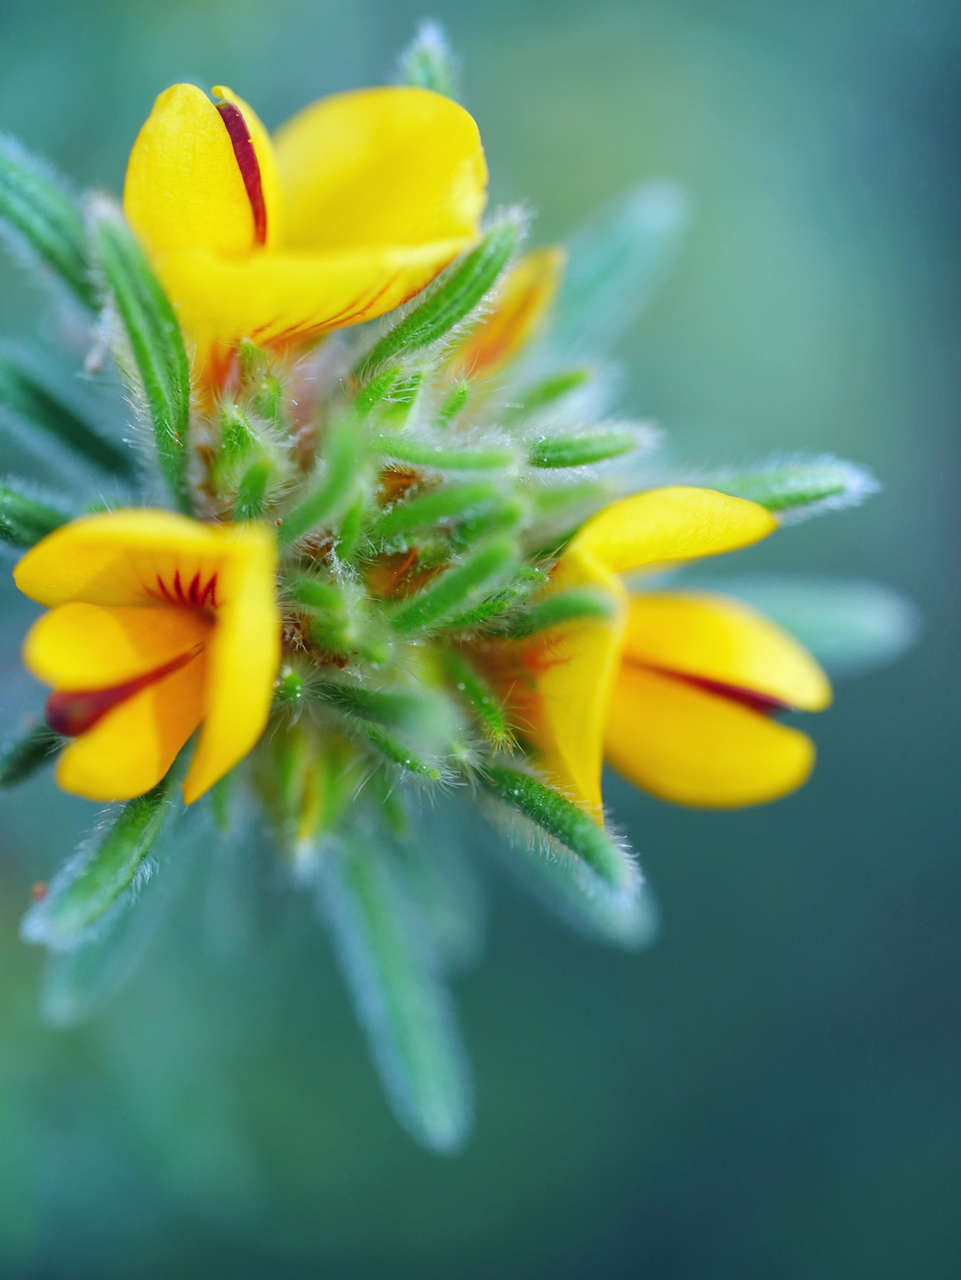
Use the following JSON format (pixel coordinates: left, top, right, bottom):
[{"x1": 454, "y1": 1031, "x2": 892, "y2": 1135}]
[
  {"x1": 498, "y1": 487, "x2": 832, "y2": 815},
  {"x1": 123, "y1": 83, "x2": 488, "y2": 373},
  {"x1": 453, "y1": 246, "x2": 565, "y2": 377},
  {"x1": 14, "y1": 510, "x2": 280, "y2": 804}
]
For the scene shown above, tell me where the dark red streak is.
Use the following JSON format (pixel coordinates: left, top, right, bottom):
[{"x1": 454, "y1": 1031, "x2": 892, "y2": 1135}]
[
  {"x1": 639, "y1": 663, "x2": 791, "y2": 716},
  {"x1": 46, "y1": 646, "x2": 205, "y2": 738},
  {"x1": 216, "y1": 100, "x2": 267, "y2": 246}
]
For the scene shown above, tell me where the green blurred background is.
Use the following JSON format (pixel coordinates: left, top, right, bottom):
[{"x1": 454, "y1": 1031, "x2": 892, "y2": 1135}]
[{"x1": 1, "y1": 0, "x2": 959, "y2": 1275}]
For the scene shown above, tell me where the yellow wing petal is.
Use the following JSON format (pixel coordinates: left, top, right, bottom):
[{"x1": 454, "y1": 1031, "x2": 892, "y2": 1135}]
[
  {"x1": 455, "y1": 246, "x2": 566, "y2": 377},
  {"x1": 124, "y1": 83, "x2": 269, "y2": 257},
  {"x1": 23, "y1": 602, "x2": 211, "y2": 689},
  {"x1": 56, "y1": 651, "x2": 207, "y2": 802},
  {"x1": 605, "y1": 665, "x2": 816, "y2": 809},
  {"x1": 182, "y1": 524, "x2": 280, "y2": 803},
  {"x1": 570, "y1": 487, "x2": 778, "y2": 577},
  {"x1": 13, "y1": 510, "x2": 229, "y2": 607},
  {"x1": 273, "y1": 86, "x2": 487, "y2": 251},
  {"x1": 152, "y1": 239, "x2": 475, "y2": 354},
  {"x1": 622, "y1": 591, "x2": 832, "y2": 712}
]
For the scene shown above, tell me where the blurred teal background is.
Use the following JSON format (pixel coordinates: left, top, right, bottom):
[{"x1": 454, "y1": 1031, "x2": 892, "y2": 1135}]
[{"x1": 1, "y1": 0, "x2": 959, "y2": 1276}]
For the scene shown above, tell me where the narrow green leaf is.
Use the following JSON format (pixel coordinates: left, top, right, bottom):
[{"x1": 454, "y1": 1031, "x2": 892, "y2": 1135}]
[
  {"x1": 488, "y1": 828, "x2": 657, "y2": 949},
  {"x1": 356, "y1": 219, "x2": 519, "y2": 378},
  {"x1": 394, "y1": 827, "x2": 487, "y2": 973},
  {"x1": 278, "y1": 415, "x2": 362, "y2": 544},
  {"x1": 0, "y1": 720, "x2": 62, "y2": 787},
  {"x1": 390, "y1": 538, "x2": 516, "y2": 635},
  {"x1": 504, "y1": 369, "x2": 589, "y2": 420},
  {"x1": 40, "y1": 804, "x2": 198, "y2": 1025},
  {"x1": 0, "y1": 353, "x2": 134, "y2": 477},
  {"x1": 373, "y1": 434, "x2": 515, "y2": 471},
  {"x1": 398, "y1": 21, "x2": 458, "y2": 98},
  {"x1": 435, "y1": 381, "x2": 470, "y2": 428},
  {"x1": 529, "y1": 428, "x2": 642, "y2": 469},
  {"x1": 444, "y1": 565, "x2": 544, "y2": 630},
  {"x1": 354, "y1": 365, "x2": 402, "y2": 414},
  {"x1": 480, "y1": 764, "x2": 638, "y2": 895},
  {"x1": 707, "y1": 574, "x2": 920, "y2": 679},
  {"x1": 0, "y1": 135, "x2": 95, "y2": 307},
  {"x1": 361, "y1": 725, "x2": 443, "y2": 779},
  {"x1": 551, "y1": 180, "x2": 689, "y2": 357},
  {"x1": 441, "y1": 648, "x2": 509, "y2": 744},
  {"x1": 21, "y1": 771, "x2": 179, "y2": 952},
  {"x1": 233, "y1": 458, "x2": 271, "y2": 520},
  {"x1": 318, "y1": 836, "x2": 473, "y2": 1151},
  {"x1": 92, "y1": 207, "x2": 191, "y2": 512},
  {"x1": 0, "y1": 477, "x2": 71, "y2": 547},
  {"x1": 713, "y1": 456, "x2": 878, "y2": 523},
  {"x1": 367, "y1": 479, "x2": 500, "y2": 544},
  {"x1": 507, "y1": 587, "x2": 616, "y2": 638},
  {"x1": 449, "y1": 496, "x2": 527, "y2": 552}
]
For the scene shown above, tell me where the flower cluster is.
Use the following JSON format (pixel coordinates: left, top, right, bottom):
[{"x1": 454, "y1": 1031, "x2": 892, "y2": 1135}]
[{"x1": 0, "y1": 28, "x2": 905, "y2": 1150}]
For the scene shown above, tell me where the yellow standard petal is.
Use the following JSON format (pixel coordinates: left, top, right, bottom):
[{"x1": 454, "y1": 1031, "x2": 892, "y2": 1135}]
[
  {"x1": 570, "y1": 487, "x2": 778, "y2": 577},
  {"x1": 455, "y1": 246, "x2": 566, "y2": 377},
  {"x1": 605, "y1": 665, "x2": 816, "y2": 809},
  {"x1": 273, "y1": 86, "x2": 487, "y2": 251},
  {"x1": 622, "y1": 591, "x2": 832, "y2": 712}
]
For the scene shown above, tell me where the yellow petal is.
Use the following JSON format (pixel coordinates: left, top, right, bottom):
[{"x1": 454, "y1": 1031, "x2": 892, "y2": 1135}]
[
  {"x1": 14, "y1": 509, "x2": 230, "y2": 607},
  {"x1": 604, "y1": 665, "x2": 816, "y2": 808},
  {"x1": 211, "y1": 84, "x2": 284, "y2": 249},
  {"x1": 23, "y1": 602, "x2": 211, "y2": 689},
  {"x1": 124, "y1": 83, "x2": 273, "y2": 258},
  {"x1": 622, "y1": 592, "x2": 832, "y2": 712},
  {"x1": 455, "y1": 246, "x2": 566, "y2": 377},
  {"x1": 151, "y1": 238, "x2": 473, "y2": 355},
  {"x1": 569, "y1": 487, "x2": 778, "y2": 577},
  {"x1": 56, "y1": 650, "x2": 207, "y2": 802},
  {"x1": 273, "y1": 86, "x2": 487, "y2": 252},
  {"x1": 183, "y1": 523, "x2": 280, "y2": 803}
]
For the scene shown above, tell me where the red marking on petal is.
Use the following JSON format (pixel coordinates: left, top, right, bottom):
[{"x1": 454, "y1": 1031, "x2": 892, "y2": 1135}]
[
  {"x1": 216, "y1": 100, "x2": 267, "y2": 247},
  {"x1": 187, "y1": 571, "x2": 202, "y2": 605},
  {"x1": 641, "y1": 664, "x2": 791, "y2": 716},
  {"x1": 45, "y1": 644, "x2": 205, "y2": 738},
  {"x1": 156, "y1": 573, "x2": 176, "y2": 604},
  {"x1": 200, "y1": 573, "x2": 218, "y2": 609}
]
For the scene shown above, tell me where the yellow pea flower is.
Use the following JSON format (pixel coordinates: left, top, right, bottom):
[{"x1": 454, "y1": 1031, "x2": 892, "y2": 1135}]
[
  {"x1": 14, "y1": 511, "x2": 280, "y2": 804},
  {"x1": 498, "y1": 487, "x2": 832, "y2": 815},
  {"x1": 453, "y1": 246, "x2": 566, "y2": 377},
  {"x1": 123, "y1": 83, "x2": 488, "y2": 374}
]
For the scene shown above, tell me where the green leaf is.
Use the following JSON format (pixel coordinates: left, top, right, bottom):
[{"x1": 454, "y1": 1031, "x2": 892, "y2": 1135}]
[
  {"x1": 394, "y1": 823, "x2": 487, "y2": 973},
  {"x1": 318, "y1": 835, "x2": 473, "y2": 1151},
  {"x1": 712, "y1": 456, "x2": 878, "y2": 522},
  {"x1": 0, "y1": 352, "x2": 135, "y2": 477},
  {"x1": 233, "y1": 458, "x2": 271, "y2": 520},
  {"x1": 92, "y1": 206, "x2": 192, "y2": 511},
  {"x1": 529, "y1": 427, "x2": 647, "y2": 469},
  {"x1": 441, "y1": 648, "x2": 510, "y2": 744},
  {"x1": 504, "y1": 369, "x2": 590, "y2": 421},
  {"x1": 506, "y1": 587, "x2": 616, "y2": 638},
  {"x1": 551, "y1": 180, "x2": 689, "y2": 357},
  {"x1": 435, "y1": 380, "x2": 470, "y2": 428},
  {"x1": 278, "y1": 414, "x2": 363, "y2": 545},
  {"x1": 0, "y1": 477, "x2": 71, "y2": 547},
  {"x1": 355, "y1": 218, "x2": 520, "y2": 379},
  {"x1": 0, "y1": 720, "x2": 62, "y2": 787},
  {"x1": 707, "y1": 574, "x2": 920, "y2": 679},
  {"x1": 0, "y1": 134, "x2": 95, "y2": 308},
  {"x1": 367, "y1": 478, "x2": 501, "y2": 545},
  {"x1": 488, "y1": 826, "x2": 658, "y2": 949},
  {"x1": 372, "y1": 434, "x2": 516, "y2": 471},
  {"x1": 21, "y1": 771, "x2": 180, "y2": 952},
  {"x1": 40, "y1": 805, "x2": 199, "y2": 1025},
  {"x1": 479, "y1": 764, "x2": 638, "y2": 896},
  {"x1": 390, "y1": 538, "x2": 517, "y2": 635},
  {"x1": 397, "y1": 22, "x2": 459, "y2": 98}
]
